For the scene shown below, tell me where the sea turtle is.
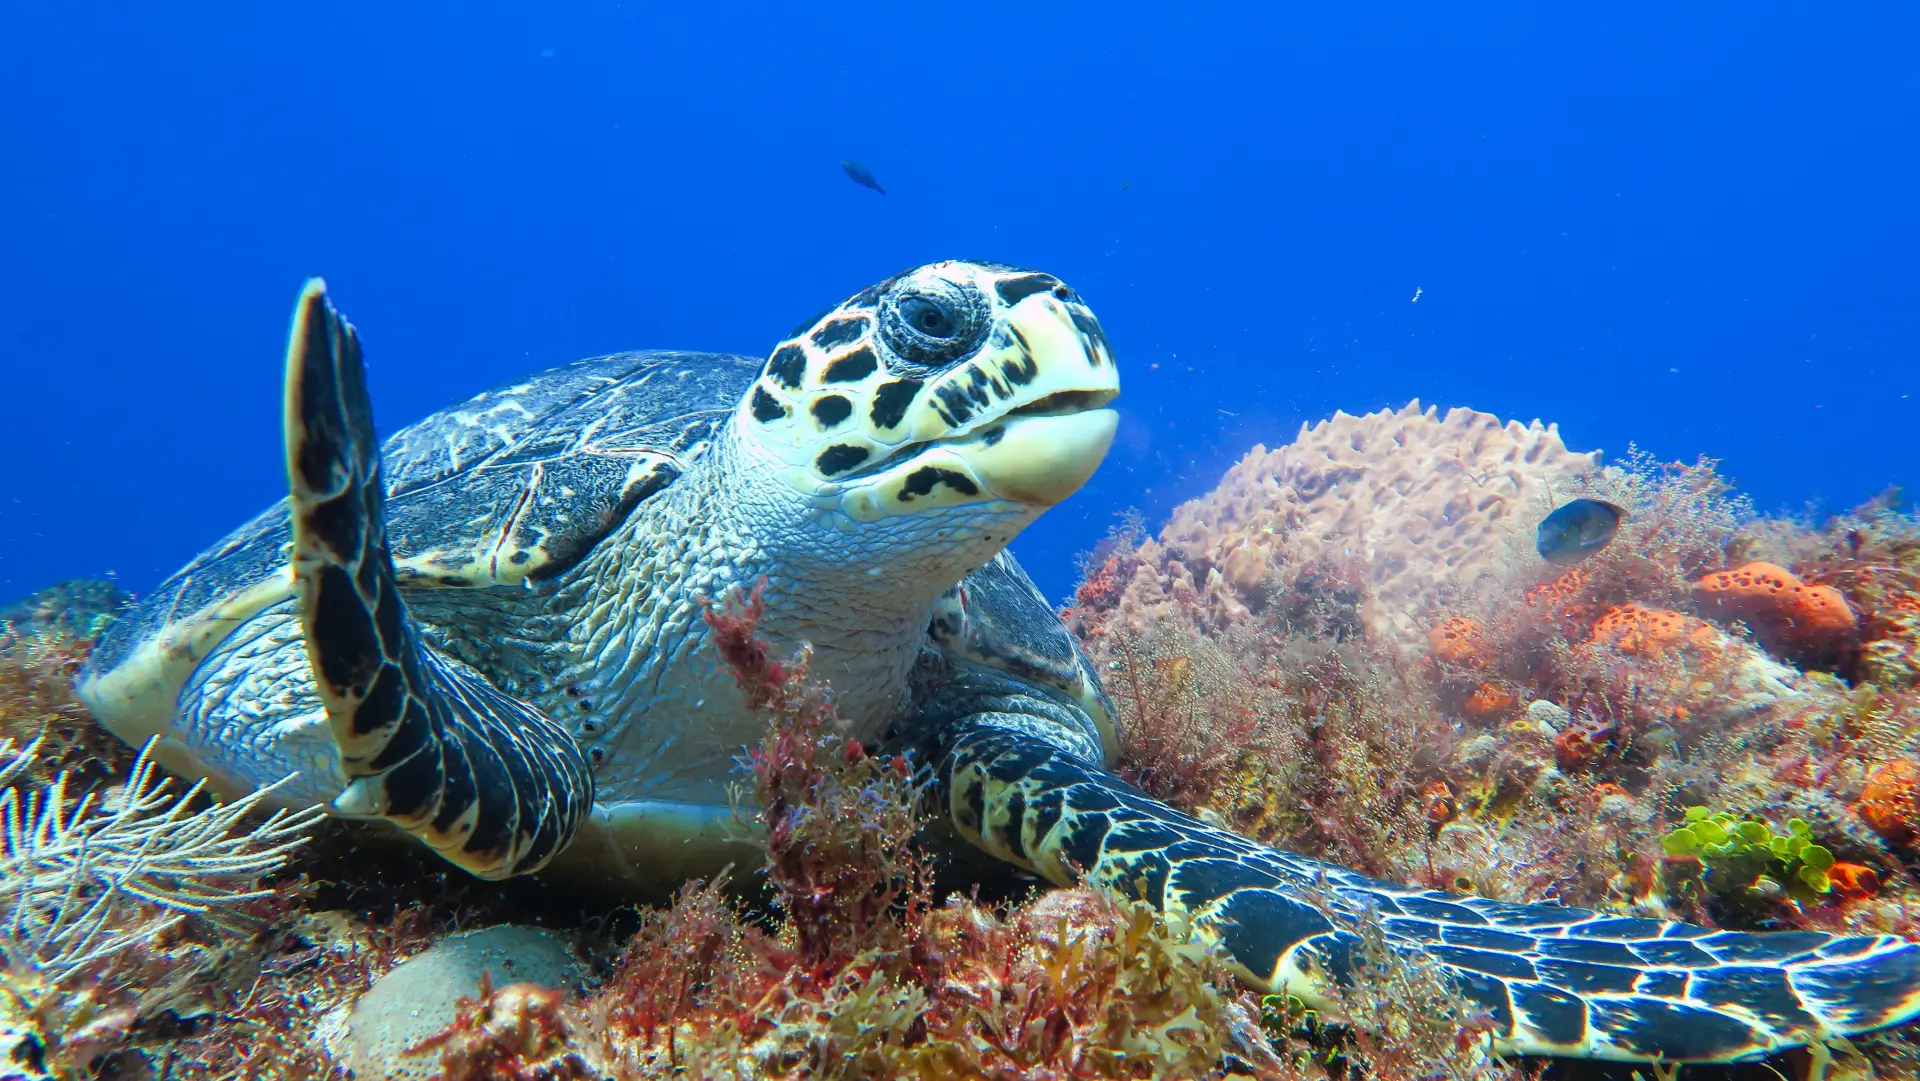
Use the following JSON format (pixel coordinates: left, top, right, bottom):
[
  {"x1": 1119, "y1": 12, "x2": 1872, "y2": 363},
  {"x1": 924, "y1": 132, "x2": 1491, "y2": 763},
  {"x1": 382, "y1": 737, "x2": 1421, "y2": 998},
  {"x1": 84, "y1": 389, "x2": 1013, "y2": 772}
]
[{"x1": 78, "y1": 261, "x2": 1920, "y2": 1065}]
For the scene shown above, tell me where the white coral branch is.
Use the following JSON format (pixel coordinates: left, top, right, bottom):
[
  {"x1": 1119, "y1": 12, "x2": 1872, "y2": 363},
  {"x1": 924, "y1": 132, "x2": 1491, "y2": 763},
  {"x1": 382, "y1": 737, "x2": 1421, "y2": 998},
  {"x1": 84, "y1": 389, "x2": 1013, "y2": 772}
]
[
  {"x1": 0, "y1": 736, "x2": 322, "y2": 985},
  {"x1": 0, "y1": 736, "x2": 38, "y2": 789}
]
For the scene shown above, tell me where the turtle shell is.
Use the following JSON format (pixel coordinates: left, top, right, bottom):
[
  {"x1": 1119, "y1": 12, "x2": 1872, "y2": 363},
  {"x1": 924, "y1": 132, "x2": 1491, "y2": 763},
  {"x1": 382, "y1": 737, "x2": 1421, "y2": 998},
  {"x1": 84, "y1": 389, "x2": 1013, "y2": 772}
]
[
  {"x1": 381, "y1": 351, "x2": 753, "y2": 587},
  {"x1": 89, "y1": 351, "x2": 756, "y2": 680}
]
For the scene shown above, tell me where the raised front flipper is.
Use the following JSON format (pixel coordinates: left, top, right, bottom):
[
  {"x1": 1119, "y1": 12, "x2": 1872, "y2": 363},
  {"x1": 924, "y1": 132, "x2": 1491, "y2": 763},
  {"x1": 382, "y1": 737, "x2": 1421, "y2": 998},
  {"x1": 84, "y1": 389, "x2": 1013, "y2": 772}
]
[
  {"x1": 285, "y1": 280, "x2": 594, "y2": 878},
  {"x1": 936, "y1": 719, "x2": 1920, "y2": 1064}
]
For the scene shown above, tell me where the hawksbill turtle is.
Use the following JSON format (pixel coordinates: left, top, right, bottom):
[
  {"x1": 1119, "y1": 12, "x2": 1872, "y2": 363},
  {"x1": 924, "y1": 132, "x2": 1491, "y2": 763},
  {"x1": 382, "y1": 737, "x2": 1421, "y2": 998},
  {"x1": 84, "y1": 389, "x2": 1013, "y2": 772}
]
[{"x1": 77, "y1": 261, "x2": 1920, "y2": 1065}]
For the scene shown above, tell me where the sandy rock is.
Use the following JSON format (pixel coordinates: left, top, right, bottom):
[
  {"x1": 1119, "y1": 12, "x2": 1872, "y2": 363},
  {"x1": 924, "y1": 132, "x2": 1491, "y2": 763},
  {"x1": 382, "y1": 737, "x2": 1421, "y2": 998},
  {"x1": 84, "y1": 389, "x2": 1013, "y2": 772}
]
[{"x1": 341, "y1": 924, "x2": 587, "y2": 1081}]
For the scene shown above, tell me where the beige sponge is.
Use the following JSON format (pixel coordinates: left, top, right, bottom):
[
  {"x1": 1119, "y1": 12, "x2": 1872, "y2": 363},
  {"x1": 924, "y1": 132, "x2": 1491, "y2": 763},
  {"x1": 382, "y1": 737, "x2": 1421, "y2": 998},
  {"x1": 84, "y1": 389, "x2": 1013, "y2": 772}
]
[{"x1": 1088, "y1": 401, "x2": 1599, "y2": 649}]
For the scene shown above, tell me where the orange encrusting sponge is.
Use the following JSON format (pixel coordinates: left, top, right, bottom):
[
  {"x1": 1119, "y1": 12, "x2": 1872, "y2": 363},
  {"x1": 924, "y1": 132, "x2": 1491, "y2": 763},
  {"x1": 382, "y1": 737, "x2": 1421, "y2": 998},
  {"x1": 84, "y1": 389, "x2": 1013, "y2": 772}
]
[
  {"x1": 1693, "y1": 561, "x2": 1857, "y2": 662},
  {"x1": 1587, "y1": 604, "x2": 1717, "y2": 656},
  {"x1": 1428, "y1": 616, "x2": 1490, "y2": 668},
  {"x1": 1859, "y1": 759, "x2": 1920, "y2": 844}
]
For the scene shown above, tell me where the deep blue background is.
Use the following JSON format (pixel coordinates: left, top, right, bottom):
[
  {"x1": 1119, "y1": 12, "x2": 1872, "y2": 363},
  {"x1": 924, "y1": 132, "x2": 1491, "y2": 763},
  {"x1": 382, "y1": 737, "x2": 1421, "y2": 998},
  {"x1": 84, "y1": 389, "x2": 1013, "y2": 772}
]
[{"x1": 3, "y1": 2, "x2": 1915, "y2": 605}]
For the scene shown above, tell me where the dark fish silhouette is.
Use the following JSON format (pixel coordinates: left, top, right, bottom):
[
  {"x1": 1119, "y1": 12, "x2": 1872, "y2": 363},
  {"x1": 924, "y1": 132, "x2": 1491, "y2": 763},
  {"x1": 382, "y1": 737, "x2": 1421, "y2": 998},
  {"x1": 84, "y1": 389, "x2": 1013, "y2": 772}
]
[
  {"x1": 841, "y1": 159, "x2": 886, "y2": 195},
  {"x1": 1536, "y1": 498, "x2": 1625, "y2": 565}
]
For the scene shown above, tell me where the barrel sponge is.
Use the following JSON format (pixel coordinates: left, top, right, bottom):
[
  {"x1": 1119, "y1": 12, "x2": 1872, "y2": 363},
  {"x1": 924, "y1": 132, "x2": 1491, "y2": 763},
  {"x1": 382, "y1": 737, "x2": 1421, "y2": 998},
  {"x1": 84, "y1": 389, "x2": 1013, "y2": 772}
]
[{"x1": 1149, "y1": 401, "x2": 1600, "y2": 648}]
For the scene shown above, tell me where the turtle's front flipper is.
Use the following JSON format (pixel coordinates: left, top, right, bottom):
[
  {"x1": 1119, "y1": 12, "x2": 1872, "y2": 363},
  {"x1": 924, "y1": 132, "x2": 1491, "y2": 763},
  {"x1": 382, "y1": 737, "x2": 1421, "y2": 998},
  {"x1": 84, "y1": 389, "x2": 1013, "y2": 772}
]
[
  {"x1": 284, "y1": 279, "x2": 593, "y2": 879},
  {"x1": 935, "y1": 717, "x2": 1920, "y2": 1064}
]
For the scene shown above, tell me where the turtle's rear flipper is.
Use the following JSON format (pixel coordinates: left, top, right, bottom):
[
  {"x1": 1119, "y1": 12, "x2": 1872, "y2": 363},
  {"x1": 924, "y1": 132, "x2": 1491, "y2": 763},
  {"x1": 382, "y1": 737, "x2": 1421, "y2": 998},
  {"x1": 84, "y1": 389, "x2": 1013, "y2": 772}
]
[
  {"x1": 284, "y1": 279, "x2": 593, "y2": 879},
  {"x1": 940, "y1": 721, "x2": 1920, "y2": 1063}
]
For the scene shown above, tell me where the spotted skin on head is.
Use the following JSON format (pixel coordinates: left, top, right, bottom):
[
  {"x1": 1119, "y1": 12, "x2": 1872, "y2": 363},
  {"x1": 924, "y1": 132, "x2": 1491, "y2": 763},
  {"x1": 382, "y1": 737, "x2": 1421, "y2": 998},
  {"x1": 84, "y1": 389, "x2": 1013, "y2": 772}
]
[
  {"x1": 930, "y1": 725, "x2": 1920, "y2": 1062},
  {"x1": 735, "y1": 261, "x2": 1118, "y2": 524},
  {"x1": 285, "y1": 280, "x2": 593, "y2": 878}
]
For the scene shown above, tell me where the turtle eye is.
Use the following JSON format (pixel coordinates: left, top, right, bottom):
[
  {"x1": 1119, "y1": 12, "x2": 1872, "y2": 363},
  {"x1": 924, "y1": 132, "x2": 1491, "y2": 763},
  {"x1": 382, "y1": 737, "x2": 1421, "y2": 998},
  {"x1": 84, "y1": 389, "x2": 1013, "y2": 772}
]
[
  {"x1": 878, "y1": 277, "x2": 987, "y2": 368},
  {"x1": 899, "y1": 296, "x2": 958, "y2": 339}
]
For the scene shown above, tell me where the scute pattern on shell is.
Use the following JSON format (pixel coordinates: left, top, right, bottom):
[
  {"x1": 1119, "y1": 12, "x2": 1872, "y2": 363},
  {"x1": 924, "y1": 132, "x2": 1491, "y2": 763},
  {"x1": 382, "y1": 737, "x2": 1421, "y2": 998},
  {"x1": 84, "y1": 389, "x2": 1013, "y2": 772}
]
[
  {"x1": 380, "y1": 352, "x2": 756, "y2": 586},
  {"x1": 89, "y1": 352, "x2": 757, "y2": 677}
]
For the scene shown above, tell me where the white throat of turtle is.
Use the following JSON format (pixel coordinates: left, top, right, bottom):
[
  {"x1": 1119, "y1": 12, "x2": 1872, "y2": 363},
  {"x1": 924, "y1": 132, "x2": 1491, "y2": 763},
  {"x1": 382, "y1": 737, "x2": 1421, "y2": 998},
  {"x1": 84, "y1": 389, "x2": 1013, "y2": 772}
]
[{"x1": 704, "y1": 420, "x2": 1038, "y2": 616}]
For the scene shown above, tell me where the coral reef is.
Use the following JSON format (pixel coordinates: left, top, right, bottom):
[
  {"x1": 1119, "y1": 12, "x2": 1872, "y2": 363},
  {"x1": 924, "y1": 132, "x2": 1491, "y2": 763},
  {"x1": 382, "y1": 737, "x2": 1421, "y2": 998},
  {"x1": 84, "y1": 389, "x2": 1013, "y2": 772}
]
[
  {"x1": 1860, "y1": 758, "x2": 1920, "y2": 845},
  {"x1": 238, "y1": 584, "x2": 1298, "y2": 1081},
  {"x1": 415, "y1": 975, "x2": 594, "y2": 1081},
  {"x1": 0, "y1": 727, "x2": 322, "y2": 1078},
  {"x1": 0, "y1": 591, "x2": 326, "y2": 1080},
  {"x1": 1661, "y1": 809, "x2": 1839, "y2": 909},
  {"x1": 1074, "y1": 403, "x2": 1920, "y2": 1043},
  {"x1": 0, "y1": 580, "x2": 130, "y2": 642},
  {"x1": 6, "y1": 404, "x2": 1920, "y2": 1080}
]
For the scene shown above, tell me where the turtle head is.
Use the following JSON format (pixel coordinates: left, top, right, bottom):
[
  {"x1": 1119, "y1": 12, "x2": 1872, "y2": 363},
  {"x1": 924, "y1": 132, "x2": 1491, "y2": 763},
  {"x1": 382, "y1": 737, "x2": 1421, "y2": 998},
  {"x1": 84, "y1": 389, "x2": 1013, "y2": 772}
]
[{"x1": 734, "y1": 260, "x2": 1120, "y2": 527}]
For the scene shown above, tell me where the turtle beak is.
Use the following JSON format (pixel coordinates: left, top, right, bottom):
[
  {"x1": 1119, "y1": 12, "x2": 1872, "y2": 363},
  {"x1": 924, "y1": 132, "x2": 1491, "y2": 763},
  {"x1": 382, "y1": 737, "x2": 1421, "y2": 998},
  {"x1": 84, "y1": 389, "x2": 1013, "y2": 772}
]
[
  {"x1": 957, "y1": 403, "x2": 1118, "y2": 507},
  {"x1": 941, "y1": 292, "x2": 1119, "y2": 507}
]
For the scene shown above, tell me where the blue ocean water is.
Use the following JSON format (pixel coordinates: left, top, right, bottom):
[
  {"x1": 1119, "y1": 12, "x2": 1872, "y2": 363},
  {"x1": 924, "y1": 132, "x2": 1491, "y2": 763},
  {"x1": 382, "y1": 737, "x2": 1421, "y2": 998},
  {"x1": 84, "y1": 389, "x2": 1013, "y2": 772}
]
[{"x1": 1, "y1": 3, "x2": 1914, "y2": 605}]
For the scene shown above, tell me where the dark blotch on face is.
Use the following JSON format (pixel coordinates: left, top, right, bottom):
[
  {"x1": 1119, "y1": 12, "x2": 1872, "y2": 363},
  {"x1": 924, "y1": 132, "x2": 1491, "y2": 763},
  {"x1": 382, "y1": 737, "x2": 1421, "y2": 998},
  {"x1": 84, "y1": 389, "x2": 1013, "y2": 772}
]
[
  {"x1": 751, "y1": 386, "x2": 788, "y2": 423},
  {"x1": 996, "y1": 273, "x2": 1061, "y2": 307},
  {"x1": 900, "y1": 466, "x2": 979, "y2": 501},
  {"x1": 766, "y1": 344, "x2": 807, "y2": 390},
  {"x1": 847, "y1": 274, "x2": 901, "y2": 312},
  {"x1": 785, "y1": 305, "x2": 834, "y2": 340},
  {"x1": 870, "y1": 378, "x2": 921, "y2": 429},
  {"x1": 811, "y1": 316, "x2": 870, "y2": 351},
  {"x1": 932, "y1": 382, "x2": 977, "y2": 426},
  {"x1": 816, "y1": 443, "x2": 871, "y2": 476},
  {"x1": 1070, "y1": 307, "x2": 1113, "y2": 365},
  {"x1": 824, "y1": 345, "x2": 879, "y2": 383},
  {"x1": 810, "y1": 395, "x2": 852, "y2": 428}
]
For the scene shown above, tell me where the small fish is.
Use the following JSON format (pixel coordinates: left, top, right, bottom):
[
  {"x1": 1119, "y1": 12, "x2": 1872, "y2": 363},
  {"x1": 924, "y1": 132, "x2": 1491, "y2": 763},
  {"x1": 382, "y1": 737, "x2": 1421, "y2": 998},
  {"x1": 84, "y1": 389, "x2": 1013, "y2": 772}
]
[
  {"x1": 840, "y1": 159, "x2": 885, "y2": 195},
  {"x1": 1536, "y1": 498, "x2": 1625, "y2": 565}
]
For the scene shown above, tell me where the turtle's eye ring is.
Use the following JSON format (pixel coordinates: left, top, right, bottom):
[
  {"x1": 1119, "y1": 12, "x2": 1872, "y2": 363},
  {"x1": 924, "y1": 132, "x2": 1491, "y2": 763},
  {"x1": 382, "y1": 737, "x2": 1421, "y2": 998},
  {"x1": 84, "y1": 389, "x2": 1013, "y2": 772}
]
[
  {"x1": 878, "y1": 279, "x2": 986, "y2": 368},
  {"x1": 899, "y1": 296, "x2": 958, "y2": 339}
]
